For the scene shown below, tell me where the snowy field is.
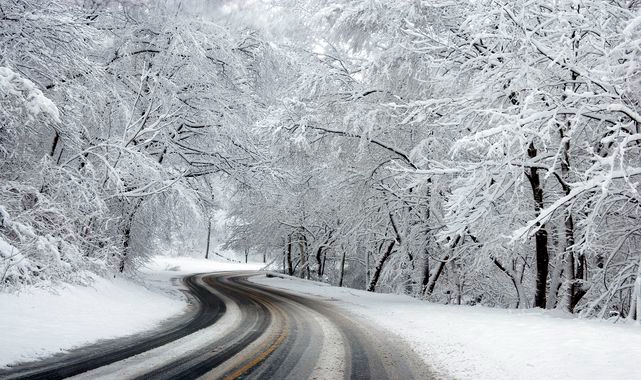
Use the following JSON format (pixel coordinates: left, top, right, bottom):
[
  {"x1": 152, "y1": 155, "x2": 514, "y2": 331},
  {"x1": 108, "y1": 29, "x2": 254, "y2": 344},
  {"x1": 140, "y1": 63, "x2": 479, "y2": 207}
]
[
  {"x1": 252, "y1": 274, "x2": 641, "y2": 380},
  {"x1": 0, "y1": 255, "x2": 263, "y2": 368}
]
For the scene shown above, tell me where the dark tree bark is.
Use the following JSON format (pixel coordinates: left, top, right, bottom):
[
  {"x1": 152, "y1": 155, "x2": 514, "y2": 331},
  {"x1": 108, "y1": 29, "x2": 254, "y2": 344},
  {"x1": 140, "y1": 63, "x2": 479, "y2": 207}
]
[
  {"x1": 286, "y1": 234, "x2": 294, "y2": 276},
  {"x1": 421, "y1": 249, "x2": 430, "y2": 290},
  {"x1": 424, "y1": 254, "x2": 448, "y2": 296},
  {"x1": 118, "y1": 199, "x2": 142, "y2": 273},
  {"x1": 367, "y1": 240, "x2": 396, "y2": 292},
  {"x1": 526, "y1": 142, "x2": 549, "y2": 308},
  {"x1": 205, "y1": 218, "x2": 212, "y2": 259},
  {"x1": 338, "y1": 249, "x2": 346, "y2": 287},
  {"x1": 50, "y1": 131, "x2": 60, "y2": 158},
  {"x1": 316, "y1": 230, "x2": 332, "y2": 277},
  {"x1": 298, "y1": 231, "x2": 309, "y2": 279}
]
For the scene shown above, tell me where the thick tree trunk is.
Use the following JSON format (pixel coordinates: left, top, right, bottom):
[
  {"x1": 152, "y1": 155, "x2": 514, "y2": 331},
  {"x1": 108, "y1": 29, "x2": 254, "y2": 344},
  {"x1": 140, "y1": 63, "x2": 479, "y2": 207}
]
[
  {"x1": 527, "y1": 142, "x2": 549, "y2": 308},
  {"x1": 424, "y1": 235, "x2": 461, "y2": 296},
  {"x1": 424, "y1": 255, "x2": 448, "y2": 296},
  {"x1": 118, "y1": 199, "x2": 142, "y2": 273},
  {"x1": 367, "y1": 240, "x2": 396, "y2": 292}
]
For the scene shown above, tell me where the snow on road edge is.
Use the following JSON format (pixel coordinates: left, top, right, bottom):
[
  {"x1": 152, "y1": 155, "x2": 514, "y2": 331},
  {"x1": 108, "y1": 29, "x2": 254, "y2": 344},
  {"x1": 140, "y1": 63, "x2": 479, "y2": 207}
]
[{"x1": 251, "y1": 273, "x2": 641, "y2": 380}]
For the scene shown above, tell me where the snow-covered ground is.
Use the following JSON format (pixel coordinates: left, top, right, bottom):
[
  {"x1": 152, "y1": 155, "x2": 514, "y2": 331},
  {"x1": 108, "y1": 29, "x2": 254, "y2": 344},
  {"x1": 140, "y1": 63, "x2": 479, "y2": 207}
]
[
  {"x1": 0, "y1": 274, "x2": 183, "y2": 368},
  {"x1": 252, "y1": 274, "x2": 641, "y2": 380},
  {"x1": 4, "y1": 255, "x2": 640, "y2": 379},
  {"x1": 0, "y1": 255, "x2": 263, "y2": 368}
]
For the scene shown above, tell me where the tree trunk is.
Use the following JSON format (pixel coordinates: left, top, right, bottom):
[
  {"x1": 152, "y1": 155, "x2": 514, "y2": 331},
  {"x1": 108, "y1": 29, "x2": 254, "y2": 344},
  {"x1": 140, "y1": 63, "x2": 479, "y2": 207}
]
[
  {"x1": 627, "y1": 258, "x2": 641, "y2": 322},
  {"x1": 424, "y1": 235, "x2": 461, "y2": 296},
  {"x1": 367, "y1": 240, "x2": 396, "y2": 292},
  {"x1": 298, "y1": 231, "x2": 309, "y2": 279},
  {"x1": 424, "y1": 255, "x2": 448, "y2": 296},
  {"x1": 316, "y1": 231, "x2": 332, "y2": 278},
  {"x1": 451, "y1": 260, "x2": 462, "y2": 305},
  {"x1": 527, "y1": 142, "x2": 549, "y2": 308},
  {"x1": 338, "y1": 249, "x2": 346, "y2": 287},
  {"x1": 493, "y1": 257, "x2": 528, "y2": 308},
  {"x1": 316, "y1": 245, "x2": 324, "y2": 277},
  {"x1": 50, "y1": 131, "x2": 60, "y2": 158},
  {"x1": 205, "y1": 218, "x2": 212, "y2": 259},
  {"x1": 118, "y1": 199, "x2": 142, "y2": 273},
  {"x1": 421, "y1": 248, "x2": 430, "y2": 291},
  {"x1": 286, "y1": 234, "x2": 294, "y2": 276}
]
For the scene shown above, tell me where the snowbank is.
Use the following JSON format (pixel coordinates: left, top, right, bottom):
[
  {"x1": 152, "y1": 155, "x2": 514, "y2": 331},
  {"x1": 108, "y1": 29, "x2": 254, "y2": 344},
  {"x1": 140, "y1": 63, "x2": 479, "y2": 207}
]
[
  {"x1": 0, "y1": 255, "x2": 264, "y2": 368},
  {"x1": 0, "y1": 274, "x2": 184, "y2": 368},
  {"x1": 252, "y1": 274, "x2": 641, "y2": 380}
]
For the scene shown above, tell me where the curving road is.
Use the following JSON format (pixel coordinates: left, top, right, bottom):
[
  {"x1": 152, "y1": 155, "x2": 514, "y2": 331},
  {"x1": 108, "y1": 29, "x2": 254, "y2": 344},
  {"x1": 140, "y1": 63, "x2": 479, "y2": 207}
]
[{"x1": 0, "y1": 272, "x2": 433, "y2": 380}]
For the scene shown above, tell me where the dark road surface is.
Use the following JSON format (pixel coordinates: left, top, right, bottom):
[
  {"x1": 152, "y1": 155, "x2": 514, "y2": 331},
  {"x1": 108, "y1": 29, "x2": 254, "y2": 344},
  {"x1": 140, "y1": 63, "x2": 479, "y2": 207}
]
[{"x1": 0, "y1": 272, "x2": 433, "y2": 380}]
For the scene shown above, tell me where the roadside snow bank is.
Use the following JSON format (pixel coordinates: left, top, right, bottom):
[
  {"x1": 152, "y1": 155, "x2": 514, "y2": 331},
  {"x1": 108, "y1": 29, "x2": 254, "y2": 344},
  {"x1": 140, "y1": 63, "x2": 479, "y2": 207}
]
[
  {"x1": 0, "y1": 274, "x2": 185, "y2": 368},
  {"x1": 0, "y1": 255, "x2": 265, "y2": 368},
  {"x1": 252, "y1": 274, "x2": 641, "y2": 380}
]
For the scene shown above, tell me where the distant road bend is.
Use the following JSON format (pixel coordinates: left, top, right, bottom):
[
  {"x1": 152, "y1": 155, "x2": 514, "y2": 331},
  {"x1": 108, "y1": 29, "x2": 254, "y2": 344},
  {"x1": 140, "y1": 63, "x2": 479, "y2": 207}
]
[{"x1": 1, "y1": 272, "x2": 433, "y2": 380}]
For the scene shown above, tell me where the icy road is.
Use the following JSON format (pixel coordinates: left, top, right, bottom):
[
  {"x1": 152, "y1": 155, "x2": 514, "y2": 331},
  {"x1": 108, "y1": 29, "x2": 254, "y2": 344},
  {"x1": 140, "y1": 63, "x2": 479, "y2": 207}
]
[{"x1": 0, "y1": 272, "x2": 432, "y2": 379}]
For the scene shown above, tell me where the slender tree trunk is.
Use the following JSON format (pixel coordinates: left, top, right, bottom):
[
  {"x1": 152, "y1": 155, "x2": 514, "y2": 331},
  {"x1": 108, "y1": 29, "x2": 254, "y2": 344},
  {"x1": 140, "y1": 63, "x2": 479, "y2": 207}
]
[
  {"x1": 451, "y1": 260, "x2": 462, "y2": 305},
  {"x1": 316, "y1": 231, "x2": 332, "y2": 278},
  {"x1": 50, "y1": 131, "x2": 60, "y2": 157},
  {"x1": 298, "y1": 232, "x2": 309, "y2": 279},
  {"x1": 286, "y1": 234, "x2": 294, "y2": 276},
  {"x1": 421, "y1": 248, "x2": 430, "y2": 291},
  {"x1": 366, "y1": 248, "x2": 371, "y2": 288},
  {"x1": 338, "y1": 249, "x2": 346, "y2": 287},
  {"x1": 316, "y1": 245, "x2": 324, "y2": 277},
  {"x1": 205, "y1": 218, "x2": 212, "y2": 259},
  {"x1": 282, "y1": 248, "x2": 286, "y2": 274},
  {"x1": 493, "y1": 257, "x2": 528, "y2": 308},
  {"x1": 627, "y1": 258, "x2": 641, "y2": 321}
]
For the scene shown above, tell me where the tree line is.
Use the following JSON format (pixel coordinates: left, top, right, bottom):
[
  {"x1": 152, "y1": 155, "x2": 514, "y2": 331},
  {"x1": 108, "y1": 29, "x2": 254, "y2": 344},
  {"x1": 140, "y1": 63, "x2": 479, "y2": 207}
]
[
  {"x1": 226, "y1": 0, "x2": 641, "y2": 319},
  {"x1": 3, "y1": 0, "x2": 641, "y2": 320}
]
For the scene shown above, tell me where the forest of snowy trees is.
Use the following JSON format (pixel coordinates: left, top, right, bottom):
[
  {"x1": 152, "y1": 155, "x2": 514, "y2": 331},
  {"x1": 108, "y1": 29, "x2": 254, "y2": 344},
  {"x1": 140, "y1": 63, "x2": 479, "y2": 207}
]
[{"x1": 2, "y1": 0, "x2": 641, "y2": 319}]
